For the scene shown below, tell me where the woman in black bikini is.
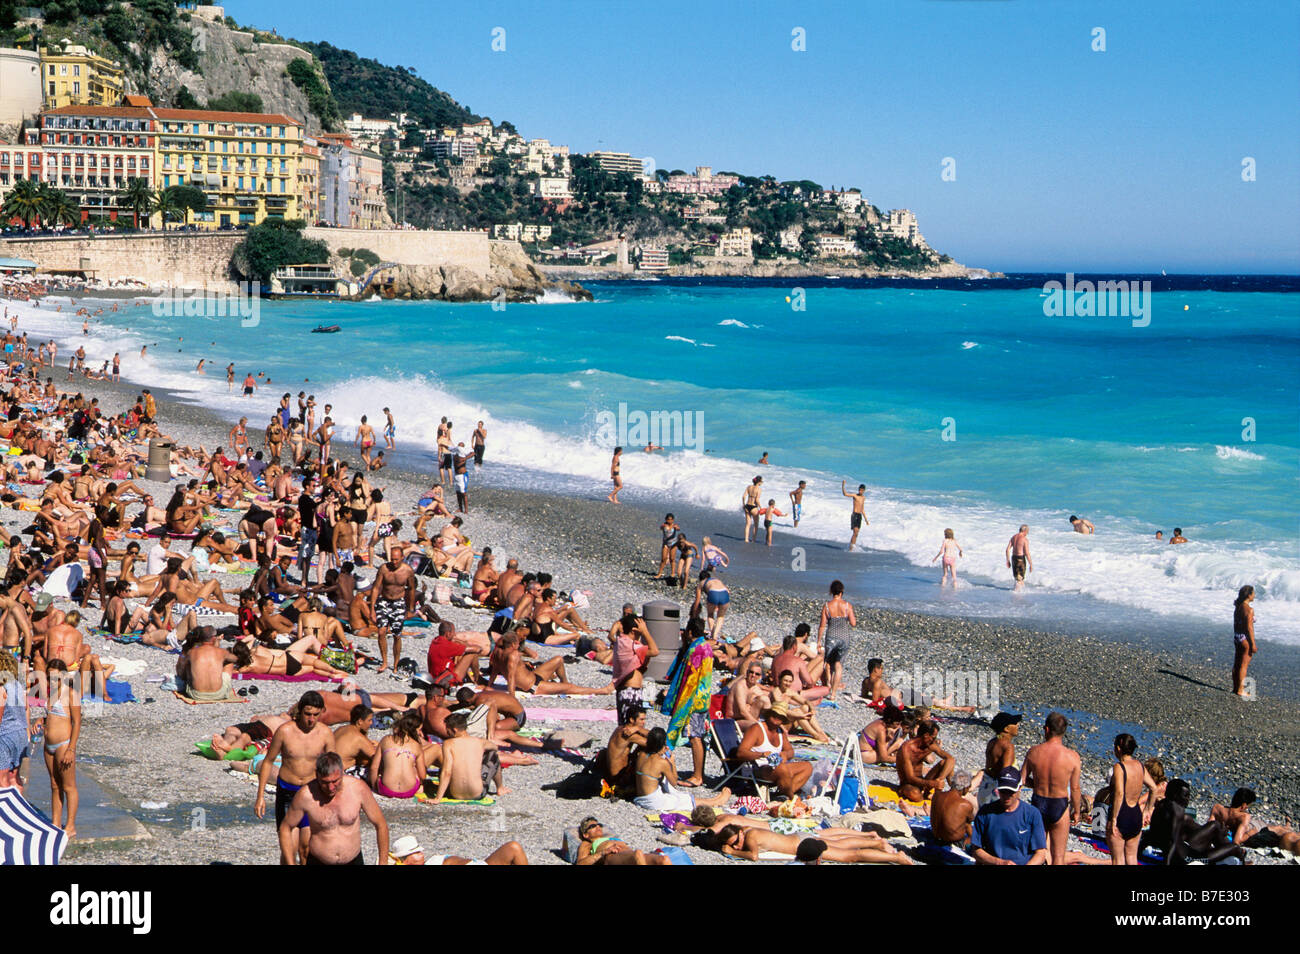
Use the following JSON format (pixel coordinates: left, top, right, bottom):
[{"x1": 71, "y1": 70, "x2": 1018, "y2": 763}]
[
  {"x1": 1105, "y1": 733, "x2": 1158, "y2": 865},
  {"x1": 233, "y1": 634, "x2": 350, "y2": 679}
]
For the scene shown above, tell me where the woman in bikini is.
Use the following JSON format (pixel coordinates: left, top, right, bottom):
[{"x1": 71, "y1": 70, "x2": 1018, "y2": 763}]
[
  {"x1": 1106, "y1": 733, "x2": 1159, "y2": 865},
  {"x1": 1232, "y1": 585, "x2": 1257, "y2": 698},
  {"x1": 859, "y1": 703, "x2": 907, "y2": 765},
  {"x1": 691, "y1": 568, "x2": 730, "y2": 639},
  {"x1": 233, "y1": 633, "x2": 350, "y2": 679},
  {"x1": 164, "y1": 487, "x2": 203, "y2": 535},
  {"x1": 369, "y1": 711, "x2": 427, "y2": 799},
  {"x1": 41, "y1": 658, "x2": 81, "y2": 838},
  {"x1": 607, "y1": 446, "x2": 623, "y2": 504}
]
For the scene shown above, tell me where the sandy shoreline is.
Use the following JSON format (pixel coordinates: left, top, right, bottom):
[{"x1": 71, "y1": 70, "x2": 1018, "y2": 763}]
[{"x1": 14, "y1": 323, "x2": 1297, "y2": 865}]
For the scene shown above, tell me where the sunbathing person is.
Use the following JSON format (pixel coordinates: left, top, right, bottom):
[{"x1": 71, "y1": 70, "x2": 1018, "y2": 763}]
[
  {"x1": 390, "y1": 835, "x2": 528, "y2": 865},
  {"x1": 735, "y1": 703, "x2": 812, "y2": 799},
  {"x1": 432, "y1": 711, "x2": 505, "y2": 801},
  {"x1": 164, "y1": 487, "x2": 204, "y2": 534},
  {"x1": 700, "y1": 824, "x2": 913, "y2": 864},
  {"x1": 211, "y1": 711, "x2": 293, "y2": 758},
  {"x1": 860, "y1": 703, "x2": 907, "y2": 765},
  {"x1": 574, "y1": 817, "x2": 671, "y2": 866},
  {"x1": 177, "y1": 628, "x2": 240, "y2": 703},
  {"x1": 369, "y1": 711, "x2": 428, "y2": 800},
  {"x1": 768, "y1": 668, "x2": 831, "y2": 743},
  {"x1": 148, "y1": 556, "x2": 238, "y2": 614},
  {"x1": 631, "y1": 727, "x2": 731, "y2": 813},
  {"x1": 1142, "y1": 779, "x2": 1244, "y2": 865},
  {"x1": 1207, "y1": 787, "x2": 1300, "y2": 854},
  {"x1": 452, "y1": 686, "x2": 543, "y2": 750},
  {"x1": 489, "y1": 630, "x2": 613, "y2": 696},
  {"x1": 333, "y1": 705, "x2": 377, "y2": 777},
  {"x1": 897, "y1": 720, "x2": 955, "y2": 806},
  {"x1": 597, "y1": 706, "x2": 648, "y2": 792},
  {"x1": 728, "y1": 660, "x2": 772, "y2": 730},
  {"x1": 233, "y1": 634, "x2": 351, "y2": 680}
]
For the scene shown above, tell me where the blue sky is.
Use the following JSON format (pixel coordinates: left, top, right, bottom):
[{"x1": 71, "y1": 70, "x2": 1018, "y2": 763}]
[{"x1": 226, "y1": 0, "x2": 1300, "y2": 273}]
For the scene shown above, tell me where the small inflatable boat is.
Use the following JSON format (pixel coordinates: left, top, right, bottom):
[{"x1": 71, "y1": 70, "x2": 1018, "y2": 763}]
[{"x1": 310, "y1": 325, "x2": 341, "y2": 334}]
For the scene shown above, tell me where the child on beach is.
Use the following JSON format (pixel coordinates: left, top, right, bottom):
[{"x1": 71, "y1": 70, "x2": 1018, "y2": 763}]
[
  {"x1": 932, "y1": 528, "x2": 963, "y2": 586},
  {"x1": 759, "y1": 500, "x2": 785, "y2": 546}
]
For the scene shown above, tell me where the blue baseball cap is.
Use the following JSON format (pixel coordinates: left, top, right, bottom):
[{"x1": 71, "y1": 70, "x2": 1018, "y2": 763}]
[{"x1": 997, "y1": 767, "x2": 1023, "y2": 792}]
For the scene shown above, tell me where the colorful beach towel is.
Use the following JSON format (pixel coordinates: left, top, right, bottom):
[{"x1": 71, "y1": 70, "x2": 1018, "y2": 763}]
[
  {"x1": 660, "y1": 635, "x2": 713, "y2": 750},
  {"x1": 232, "y1": 671, "x2": 343, "y2": 683},
  {"x1": 523, "y1": 707, "x2": 619, "y2": 722}
]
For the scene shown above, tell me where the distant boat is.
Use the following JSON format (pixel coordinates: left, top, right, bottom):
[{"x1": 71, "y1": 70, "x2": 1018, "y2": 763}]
[{"x1": 310, "y1": 325, "x2": 341, "y2": 334}]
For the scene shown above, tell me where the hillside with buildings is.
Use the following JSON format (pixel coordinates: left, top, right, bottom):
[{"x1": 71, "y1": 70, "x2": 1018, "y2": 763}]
[{"x1": 0, "y1": 2, "x2": 989, "y2": 280}]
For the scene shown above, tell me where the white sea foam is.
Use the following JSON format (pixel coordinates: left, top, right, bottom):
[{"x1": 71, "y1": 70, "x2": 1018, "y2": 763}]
[
  {"x1": 14, "y1": 297, "x2": 1300, "y2": 644},
  {"x1": 665, "y1": 335, "x2": 696, "y2": 344},
  {"x1": 718, "y1": 319, "x2": 751, "y2": 328},
  {"x1": 961, "y1": 341, "x2": 979, "y2": 349},
  {"x1": 1215, "y1": 445, "x2": 1265, "y2": 461}
]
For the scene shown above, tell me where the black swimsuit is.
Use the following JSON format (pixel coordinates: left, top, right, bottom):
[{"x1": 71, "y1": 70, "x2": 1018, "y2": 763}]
[{"x1": 1112, "y1": 761, "x2": 1144, "y2": 839}]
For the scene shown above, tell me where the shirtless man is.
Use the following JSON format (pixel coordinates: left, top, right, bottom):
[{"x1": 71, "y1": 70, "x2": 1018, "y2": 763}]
[
  {"x1": 932, "y1": 770, "x2": 983, "y2": 846},
  {"x1": 981, "y1": 712, "x2": 1022, "y2": 806},
  {"x1": 1023, "y1": 711, "x2": 1081, "y2": 865},
  {"x1": 177, "y1": 628, "x2": 235, "y2": 702},
  {"x1": 1169, "y1": 527, "x2": 1188, "y2": 544},
  {"x1": 728, "y1": 661, "x2": 771, "y2": 729},
  {"x1": 490, "y1": 631, "x2": 612, "y2": 697},
  {"x1": 256, "y1": 690, "x2": 337, "y2": 865},
  {"x1": 598, "y1": 706, "x2": 647, "y2": 790},
  {"x1": 897, "y1": 721, "x2": 955, "y2": 806},
  {"x1": 281, "y1": 752, "x2": 388, "y2": 865},
  {"x1": 433, "y1": 711, "x2": 506, "y2": 800},
  {"x1": 471, "y1": 420, "x2": 485, "y2": 465},
  {"x1": 1006, "y1": 524, "x2": 1032, "y2": 590},
  {"x1": 1068, "y1": 514, "x2": 1095, "y2": 534},
  {"x1": 333, "y1": 705, "x2": 377, "y2": 777},
  {"x1": 370, "y1": 556, "x2": 414, "y2": 673},
  {"x1": 841, "y1": 481, "x2": 868, "y2": 550},
  {"x1": 742, "y1": 476, "x2": 763, "y2": 543},
  {"x1": 789, "y1": 480, "x2": 806, "y2": 528},
  {"x1": 315, "y1": 416, "x2": 334, "y2": 465}
]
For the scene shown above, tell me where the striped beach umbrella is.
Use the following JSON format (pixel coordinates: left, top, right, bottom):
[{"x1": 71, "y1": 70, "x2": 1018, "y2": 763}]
[{"x1": 0, "y1": 786, "x2": 68, "y2": 865}]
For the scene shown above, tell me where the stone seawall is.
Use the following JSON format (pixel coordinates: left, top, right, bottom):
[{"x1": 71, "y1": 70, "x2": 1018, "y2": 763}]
[
  {"x1": 1, "y1": 232, "x2": 244, "y2": 288},
  {"x1": 304, "y1": 227, "x2": 490, "y2": 274}
]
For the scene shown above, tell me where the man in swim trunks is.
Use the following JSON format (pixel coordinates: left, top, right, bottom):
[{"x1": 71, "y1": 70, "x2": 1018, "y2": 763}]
[
  {"x1": 897, "y1": 720, "x2": 955, "y2": 805},
  {"x1": 256, "y1": 690, "x2": 336, "y2": 864},
  {"x1": 334, "y1": 705, "x2": 376, "y2": 776},
  {"x1": 1068, "y1": 514, "x2": 1095, "y2": 534},
  {"x1": 1006, "y1": 524, "x2": 1032, "y2": 590},
  {"x1": 179, "y1": 629, "x2": 238, "y2": 702},
  {"x1": 383, "y1": 408, "x2": 396, "y2": 449},
  {"x1": 841, "y1": 481, "x2": 868, "y2": 550},
  {"x1": 789, "y1": 480, "x2": 806, "y2": 528},
  {"x1": 281, "y1": 752, "x2": 389, "y2": 865},
  {"x1": 472, "y1": 420, "x2": 485, "y2": 466},
  {"x1": 370, "y1": 555, "x2": 415, "y2": 674},
  {"x1": 1023, "y1": 711, "x2": 1080, "y2": 865},
  {"x1": 433, "y1": 711, "x2": 505, "y2": 800}
]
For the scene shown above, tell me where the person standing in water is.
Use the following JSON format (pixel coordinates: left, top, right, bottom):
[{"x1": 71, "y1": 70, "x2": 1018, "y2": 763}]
[
  {"x1": 383, "y1": 408, "x2": 396, "y2": 450},
  {"x1": 1232, "y1": 585, "x2": 1257, "y2": 698},
  {"x1": 1006, "y1": 525, "x2": 1032, "y2": 591},
  {"x1": 607, "y1": 446, "x2": 623, "y2": 504},
  {"x1": 788, "y1": 480, "x2": 806, "y2": 528},
  {"x1": 932, "y1": 528, "x2": 963, "y2": 586},
  {"x1": 842, "y1": 481, "x2": 868, "y2": 550}
]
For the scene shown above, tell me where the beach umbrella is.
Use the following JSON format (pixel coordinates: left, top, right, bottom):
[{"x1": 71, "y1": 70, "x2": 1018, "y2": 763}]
[{"x1": 0, "y1": 786, "x2": 68, "y2": 865}]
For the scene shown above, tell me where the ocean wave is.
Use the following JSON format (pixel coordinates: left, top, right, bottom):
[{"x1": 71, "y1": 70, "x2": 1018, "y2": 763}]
[
  {"x1": 1215, "y1": 445, "x2": 1265, "y2": 461},
  {"x1": 718, "y1": 319, "x2": 751, "y2": 328},
  {"x1": 961, "y1": 341, "x2": 979, "y2": 349},
  {"x1": 535, "y1": 289, "x2": 584, "y2": 304},
  {"x1": 665, "y1": 335, "x2": 697, "y2": 345}
]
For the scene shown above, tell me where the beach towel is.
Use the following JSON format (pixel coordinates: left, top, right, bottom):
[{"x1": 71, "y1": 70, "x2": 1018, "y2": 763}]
[
  {"x1": 660, "y1": 635, "x2": 713, "y2": 750},
  {"x1": 232, "y1": 671, "x2": 343, "y2": 683},
  {"x1": 83, "y1": 678, "x2": 135, "y2": 705},
  {"x1": 413, "y1": 788, "x2": 494, "y2": 806},
  {"x1": 39, "y1": 563, "x2": 83, "y2": 599},
  {"x1": 172, "y1": 603, "x2": 232, "y2": 619},
  {"x1": 523, "y1": 708, "x2": 619, "y2": 723}
]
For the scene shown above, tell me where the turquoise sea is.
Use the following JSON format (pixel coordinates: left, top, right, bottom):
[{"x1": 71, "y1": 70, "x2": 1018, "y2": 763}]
[{"x1": 18, "y1": 274, "x2": 1300, "y2": 643}]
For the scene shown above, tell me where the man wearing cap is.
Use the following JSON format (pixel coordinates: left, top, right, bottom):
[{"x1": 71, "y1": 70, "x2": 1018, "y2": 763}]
[
  {"x1": 971, "y1": 766, "x2": 1048, "y2": 865},
  {"x1": 736, "y1": 702, "x2": 812, "y2": 799},
  {"x1": 1024, "y1": 711, "x2": 1081, "y2": 865},
  {"x1": 932, "y1": 770, "x2": 983, "y2": 846},
  {"x1": 981, "y1": 712, "x2": 1023, "y2": 806}
]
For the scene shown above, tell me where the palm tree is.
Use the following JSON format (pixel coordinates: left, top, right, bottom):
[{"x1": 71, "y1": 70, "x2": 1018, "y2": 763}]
[
  {"x1": 117, "y1": 177, "x2": 154, "y2": 229},
  {"x1": 152, "y1": 187, "x2": 181, "y2": 230},
  {"x1": 43, "y1": 187, "x2": 81, "y2": 228},
  {"x1": 1, "y1": 178, "x2": 45, "y2": 228}
]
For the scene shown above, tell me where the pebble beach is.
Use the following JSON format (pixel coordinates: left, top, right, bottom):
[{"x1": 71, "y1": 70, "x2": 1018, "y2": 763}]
[{"x1": 9, "y1": 362, "x2": 1290, "y2": 866}]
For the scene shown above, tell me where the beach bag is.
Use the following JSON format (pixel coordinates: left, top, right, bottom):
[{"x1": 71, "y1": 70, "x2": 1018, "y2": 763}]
[
  {"x1": 433, "y1": 582, "x2": 453, "y2": 604},
  {"x1": 655, "y1": 846, "x2": 693, "y2": 865},
  {"x1": 320, "y1": 646, "x2": 356, "y2": 674},
  {"x1": 708, "y1": 692, "x2": 728, "y2": 721},
  {"x1": 837, "y1": 774, "x2": 862, "y2": 814}
]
